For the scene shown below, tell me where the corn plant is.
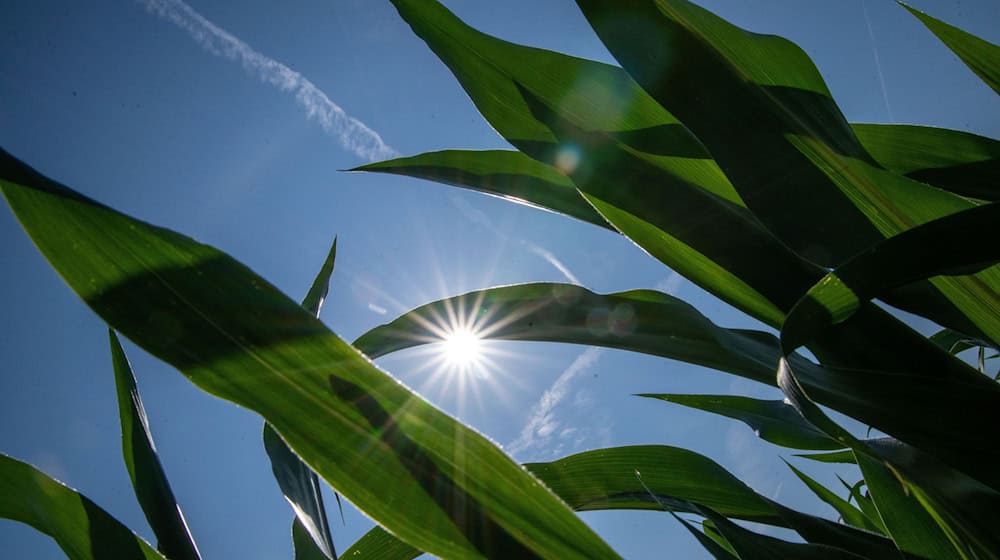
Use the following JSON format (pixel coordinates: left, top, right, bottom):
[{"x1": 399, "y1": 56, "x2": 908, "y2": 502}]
[{"x1": 1, "y1": 0, "x2": 999, "y2": 559}]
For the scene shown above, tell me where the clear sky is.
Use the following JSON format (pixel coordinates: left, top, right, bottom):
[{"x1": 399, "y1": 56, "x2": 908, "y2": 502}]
[{"x1": 1, "y1": 1, "x2": 997, "y2": 558}]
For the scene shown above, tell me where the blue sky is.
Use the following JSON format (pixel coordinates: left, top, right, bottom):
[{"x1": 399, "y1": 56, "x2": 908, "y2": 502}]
[{"x1": 1, "y1": 1, "x2": 997, "y2": 558}]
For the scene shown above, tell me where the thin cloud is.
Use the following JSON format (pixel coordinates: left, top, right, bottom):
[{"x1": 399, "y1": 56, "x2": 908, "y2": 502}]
[
  {"x1": 139, "y1": 0, "x2": 396, "y2": 161},
  {"x1": 507, "y1": 347, "x2": 603, "y2": 458},
  {"x1": 448, "y1": 194, "x2": 583, "y2": 285}
]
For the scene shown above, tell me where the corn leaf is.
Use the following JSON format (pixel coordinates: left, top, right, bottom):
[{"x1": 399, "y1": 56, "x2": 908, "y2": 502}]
[
  {"x1": 851, "y1": 124, "x2": 1000, "y2": 201},
  {"x1": 340, "y1": 527, "x2": 421, "y2": 560},
  {"x1": 386, "y1": 0, "x2": 738, "y2": 204},
  {"x1": 783, "y1": 460, "x2": 879, "y2": 534},
  {"x1": 776, "y1": 361, "x2": 1000, "y2": 560},
  {"x1": 640, "y1": 394, "x2": 841, "y2": 450},
  {"x1": 796, "y1": 450, "x2": 857, "y2": 465},
  {"x1": 0, "y1": 453, "x2": 166, "y2": 560},
  {"x1": 694, "y1": 505, "x2": 869, "y2": 560},
  {"x1": 855, "y1": 453, "x2": 957, "y2": 560},
  {"x1": 354, "y1": 283, "x2": 784, "y2": 385},
  {"x1": 264, "y1": 236, "x2": 339, "y2": 560},
  {"x1": 783, "y1": 203, "x2": 1000, "y2": 350},
  {"x1": 0, "y1": 149, "x2": 620, "y2": 560},
  {"x1": 110, "y1": 331, "x2": 201, "y2": 560},
  {"x1": 901, "y1": 2, "x2": 1000, "y2": 95},
  {"x1": 352, "y1": 150, "x2": 611, "y2": 230},
  {"x1": 293, "y1": 518, "x2": 336, "y2": 560}
]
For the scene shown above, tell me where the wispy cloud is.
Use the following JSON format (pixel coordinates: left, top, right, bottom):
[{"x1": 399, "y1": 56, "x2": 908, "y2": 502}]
[
  {"x1": 448, "y1": 194, "x2": 582, "y2": 285},
  {"x1": 139, "y1": 0, "x2": 396, "y2": 161},
  {"x1": 507, "y1": 347, "x2": 604, "y2": 459}
]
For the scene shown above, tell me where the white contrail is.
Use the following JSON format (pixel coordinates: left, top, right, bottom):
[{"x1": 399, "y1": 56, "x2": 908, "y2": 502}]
[
  {"x1": 507, "y1": 347, "x2": 603, "y2": 458},
  {"x1": 139, "y1": 0, "x2": 397, "y2": 161}
]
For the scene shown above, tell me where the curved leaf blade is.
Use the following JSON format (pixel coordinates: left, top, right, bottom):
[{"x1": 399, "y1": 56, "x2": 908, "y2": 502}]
[
  {"x1": 0, "y1": 149, "x2": 619, "y2": 560},
  {"x1": 0, "y1": 453, "x2": 166, "y2": 560},
  {"x1": 354, "y1": 283, "x2": 781, "y2": 386},
  {"x1": 851, "y1": 124, "x2": 1000, "y2": 201},
  {"x1": 110, "y1": 331, "x2": 201, "y2": 560},
  {"x1": 783, "y1": 460, "x2": 879, "y2": 534},
  {"x1": 783, "y1": 203, "x2": 1000, "y2": 350},
  {"x1": 640, "y1": 394, "x2": 841, "y2": 450}
]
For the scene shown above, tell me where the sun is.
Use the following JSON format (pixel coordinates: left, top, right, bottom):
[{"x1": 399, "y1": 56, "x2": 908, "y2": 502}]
[{"x1": 442, "y1": 328, "x2": 483, "y2": 366}]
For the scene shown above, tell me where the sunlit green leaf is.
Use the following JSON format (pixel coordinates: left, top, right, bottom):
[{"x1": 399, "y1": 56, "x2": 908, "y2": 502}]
[
  {"x1": 110, "y1": 331, "x2": 201, "y2": 560},
  {"x1": 0, "y1": 453, "x2": 166, "y2": 560},
  {"x1": 340, "y1": 527, "x2": 421, "y2": 560},
  {"x1": 0, "y1": 149, "x2": 619, "y2": 560}
]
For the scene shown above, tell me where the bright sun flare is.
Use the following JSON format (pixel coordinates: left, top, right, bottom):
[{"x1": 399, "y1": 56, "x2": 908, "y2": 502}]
[{"x1": 442, "y1": 329, "x2": 483, "y2": 366}]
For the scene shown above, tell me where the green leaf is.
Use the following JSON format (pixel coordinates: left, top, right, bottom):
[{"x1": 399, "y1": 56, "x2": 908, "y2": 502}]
[
  {"x1": 387, "y1": 0, "x2": 732, "y2": 193},
  {"x1": 354, "y1": 283, "x2": 781, "y2": 386},
  {"x1": 928, "y1": 328, "x2": 981, "y2": 355},
  {"x1": 694, "y1": 505, "x2": 869, "y2": 560},
  {"x1": 851, "y1": 124, "x2": 1000, "y2": 201},
  {"x1": 352, "y1": 150, "x2": 612, "y2": 231},
  {"x1": 340, "y1": 527, "x2": 421, "y2": 560},
  {"x1": 264, "y1": 426, "x2": 335, "y2": 559},
  {"x1": 0, "y1": 453, "x2": 166, "y2": 560},
  {"x1": 264, "y1": 235, "x2": 339, "y2": 560},
  {"x1": 110, "y1": 331, "x2": 201, "y2": 560},
  {"x1": 701, "y1": 520, "x2": 740, "y2": 559},
  {"x1": 640, "y1": 394, "x2": 842, "y2": 450},
  {"x1": 776, "y1": 360, "x2": 1000, "y2": 560},
  {"x1": 0, "y1": 149, "x2": 619, "y2": 560},
  {"x1": 385, "y1": 0, "x2": 813, "y2": 329},
  {"x1": 524, "y1": 445, "x2": 778, "y2": 522},
  {"x1": 575, "y1": 0, "x2": 884, "y2": 267},
  {"x1": 783, "y1": 460, "x2": 878, "y2": 534},
  {"x1": 795, "y1": 450, "x2": 857, "y2": 465},
  {"x1": 293, "y1": 517, "x2": 336, "y2": 560},
  {"x1": 838, "y1": 477, "x2": 887, "y2": 535},
  {"x1": 784, "y1": 203, "x2": 1000, "y2": 349},
  {"x1": 577, "y1": 0, "x2": 997, "y2": 345},
  {"x1": 855, "y1": 453, "x2": 957, "y2": 560},
  {"x1": 901, "y1": 2, "x2": 1000, "y2": 95},
  {"x1": 338, "y1": 445, "x2": 907, "y2": 560},
  {"x1": 301, "y1": 236, "x2": 337, "y2": 317}
]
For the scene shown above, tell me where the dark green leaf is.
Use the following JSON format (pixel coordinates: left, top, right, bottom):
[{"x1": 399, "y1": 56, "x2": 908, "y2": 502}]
[
  {"x1": 265, "y1": 235, "x2": 339, "y2": 560},
  {"x1": 301, "y1": 236, "x2": 337, "y2": 317},
  {"x1": 575, "y1": 0, "x2": 996, "y2": 344},
  {"x1": 787, "y1": 197, "x2": 1000, "y2": 351},
  {"x1": 695, "y1": 505, "x2": 869, "y2": 560},
  {"x1": 264, "y1": 426, "x2": 335, "y2": 559},
  {"x1": 0, "y1": 149, "x2": 619, "y2": 560},
  {"x1": 353, "y1": 150, "x2": 611, "y2": 230},
  {"x1": 110, "y1": 331, "x2": 201, "y2": 560},
  {"x1": 855, "y1": 453, "x2": 956, "y2": 560},
  {"x1": 386, "y1": 0, "x2": 813, "y2": 329},
  {"x1": 0, "y1": 453, "x2": 165, "y2": 560},
  {"x1": 928, "y1": 328, "x2": 980, "y2": 355},
  {"x1": 640, "y1": 394, "x2": 841, "y2": 450},
  {"x1": 776, "y1": 360, "x2": 1000, "y2": 560},
  {"x1": 783, "y1": 460, "x2": 878, "y2": 533},
  {"x1": 851, "y1": 124, "x2": 1000, "y2": 201},
  {"x1": 701, "y1": 520, "x2": 740, "y2": 559},
  {"x1": 795, "y1": 450, "x2": 857, "y2": 465},
  {"x1": 901, "y1": 2, "x2": 1000, "y2": 95}
]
